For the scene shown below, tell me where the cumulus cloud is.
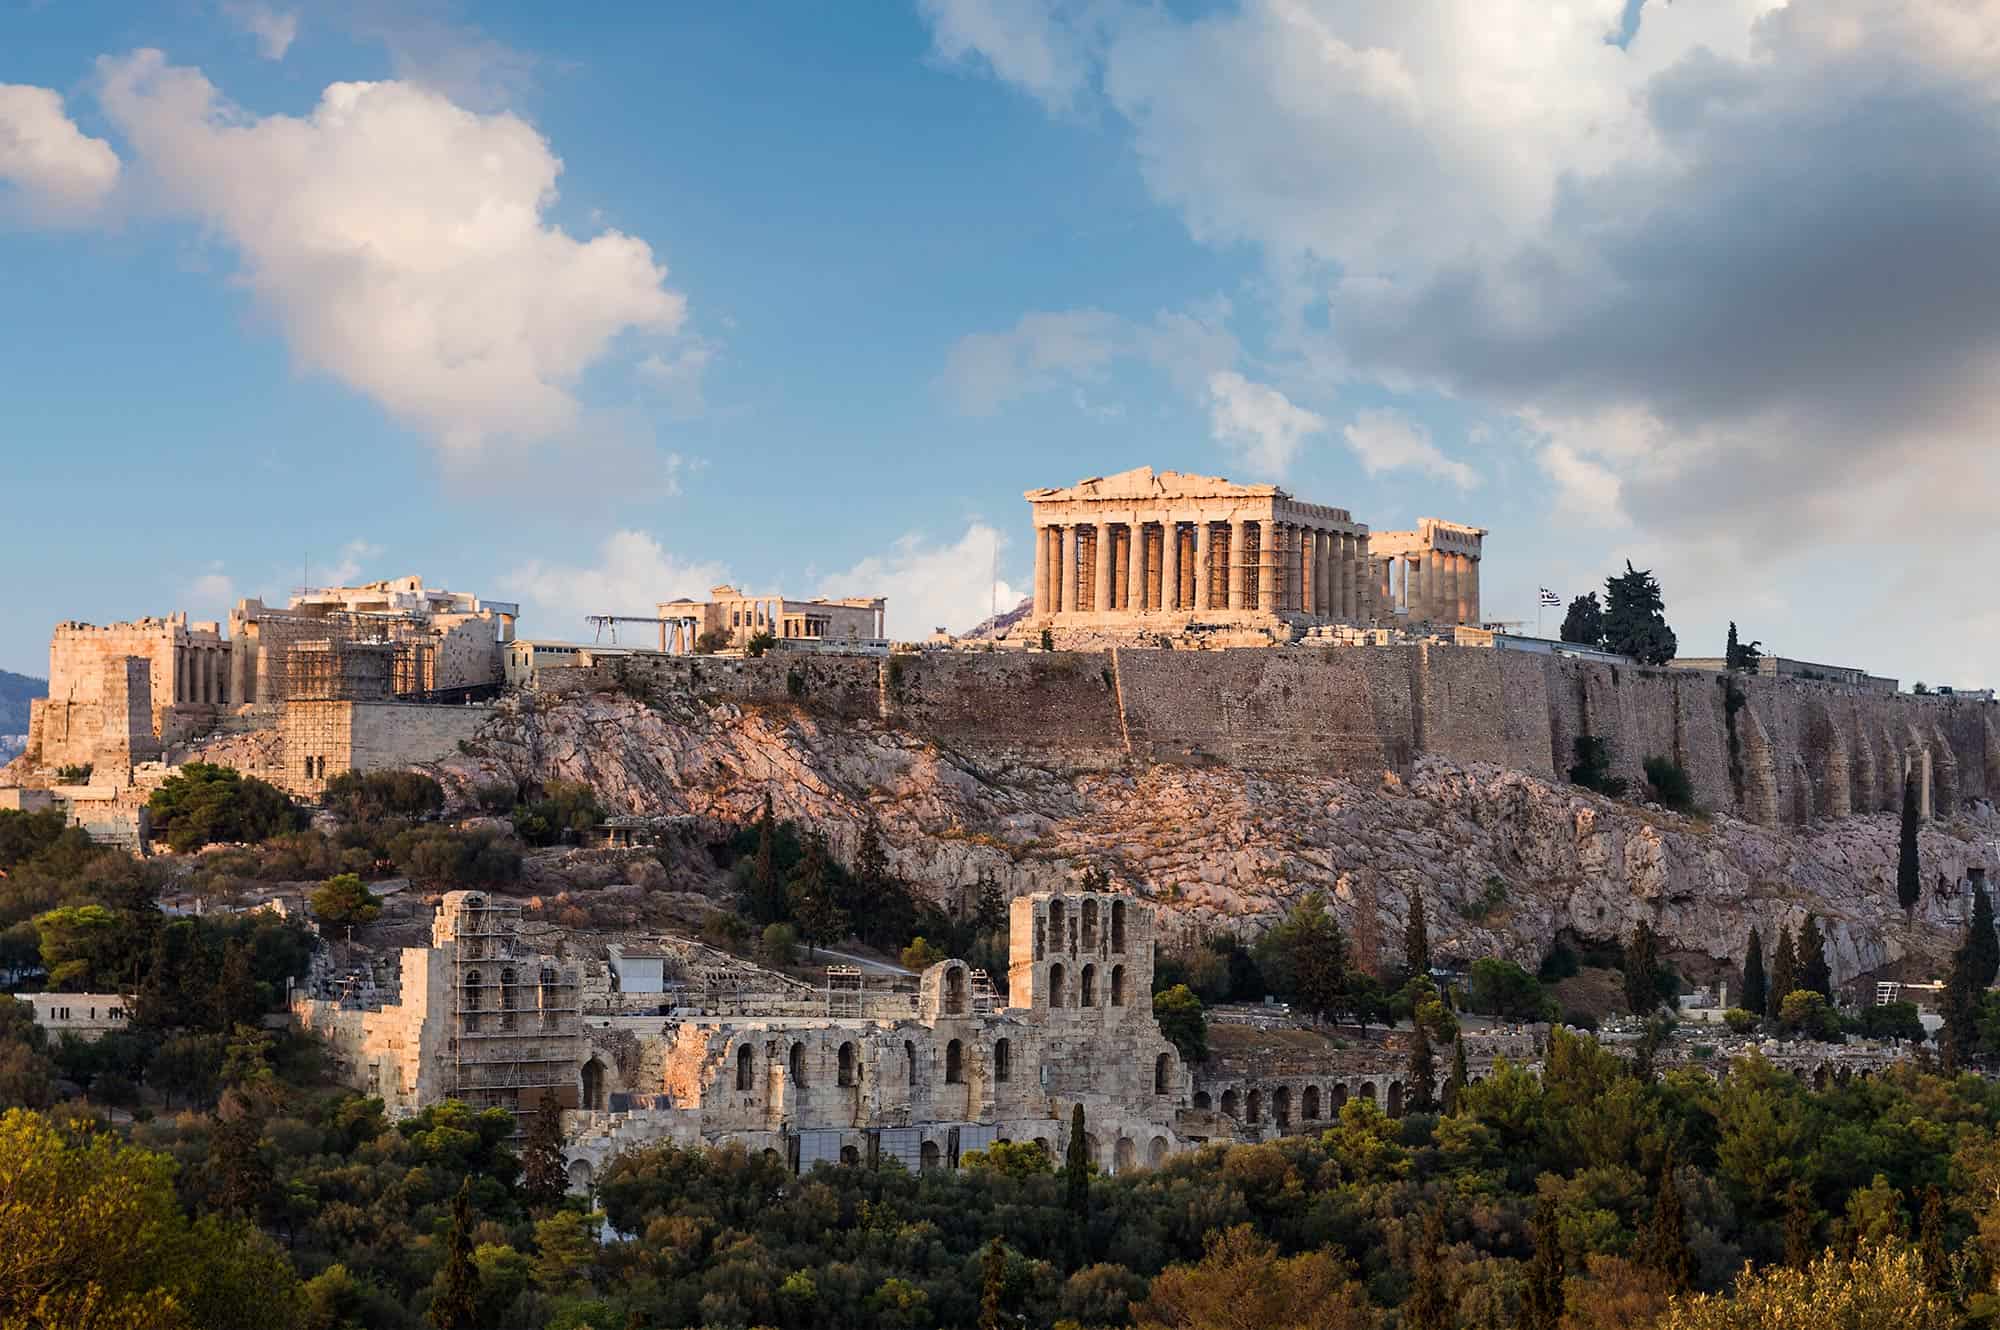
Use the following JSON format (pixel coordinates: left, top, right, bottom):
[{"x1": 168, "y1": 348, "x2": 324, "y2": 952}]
[
  {"x1": 1340, "y1": 408, "x2": 1477, "y2": 489},
  {"x1": 95, "y1": 50, "x2": 688, "y2": 457},
  {"x1": 224, "y1": 3, "x2": 300, "y2": 60},
  {"x1": 507, "y1": 530, "x2": 729, "y2": 637},
  {"x1": 942, "y1": 302, "x2": 1239, "y2": 413},
  {"x1": 1205, "y1": 371, "x2": 1325, "y2": 477},
  {"x1": 918, "y1": 0, "x2": 1100, "y2": 111},
  {"x1": 0, "y1": 84, "x2": 120, "y2": 221},
  {"x1": 922, "y1": 0, "x2": 2000, "y2": 676},
  {"x1": 817, "y1": 523, "x2": 1019, "y2": 641}
]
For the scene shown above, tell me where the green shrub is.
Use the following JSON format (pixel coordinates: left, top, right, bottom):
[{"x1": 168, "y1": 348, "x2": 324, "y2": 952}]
[
  {"x1": 1643, "y1": 756, "x2": 1697, "y2": 813},
  {"x1": 510, "y1": 781, "x2": 602, "y2": 847},
  {"x1": 1723, "y1": 1007, "x2": 1760, "y2": 1034},
  {"x1": 147, "y1": 762, "x2": 305, "y2": 852},
  {"x1": 1569, "y1": 736, "x2": 1628, "y2": 798},
  {"x1": 311, "y1": 873, "x2": 383, "y2": 926},
  {"x1": 322, "y1": 769, "x2": 444, "y2": 824}
]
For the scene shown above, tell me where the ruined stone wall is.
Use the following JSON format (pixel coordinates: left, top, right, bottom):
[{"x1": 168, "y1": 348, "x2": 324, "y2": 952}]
[{"x1": 887, "y1": 653, "x2": 1127, "y2": 761}]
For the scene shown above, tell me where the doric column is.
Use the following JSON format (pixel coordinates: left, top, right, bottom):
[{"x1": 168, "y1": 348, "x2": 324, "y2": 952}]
[
  {"x1": 1465, "y1": 556, "x2": 1481, "y2": 625},
  {"x1": 1299, "y1": 527, "x2": 1316, "y2": 615},
  {"x1": 1059, "y1": 525, "x2": 1077, "y2": 614},
  {"x1": 1316, "y1": 532, "x2": 1332, "y2": 616},
  {"x1": 1256, "y1": 521, "x2": 1276, "y2": 612},
  {"x1": 1033, "y1": 528, "x2": 1049, "y2": 619},
  {"x1": 1227, "y1": 520, "x2": 1246, "y2": 610},
  {"x1": 1127, "y1": 517, "x2": 1146, "y2": 611},
  {"x1": 1104, "y1": 524, "x2": 1120, "y2": 616},
  {"x1": 1195, "y1": 521, "x2": 1213, "y2": 611},
  {"x1": 1452, "y1": 554, "x2": 1469, "y2": 624},
  {"x1": 1339, "y1": 534, "x2": 1355, "y2": 619},
  {"x1": 1161, "y1": 519, "x2": 1180, "y2": 612}
]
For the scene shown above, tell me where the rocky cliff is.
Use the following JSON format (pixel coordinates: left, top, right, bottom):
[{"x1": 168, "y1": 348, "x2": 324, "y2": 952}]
[{"x1": 431, "y1": 686, "x2": 2000, "y2": 988}]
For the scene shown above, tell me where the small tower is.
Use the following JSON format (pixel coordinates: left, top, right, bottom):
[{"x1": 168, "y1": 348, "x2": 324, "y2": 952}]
[{"x1": 1008, "y1": 890, "x2": 1153, "y2": 1024}]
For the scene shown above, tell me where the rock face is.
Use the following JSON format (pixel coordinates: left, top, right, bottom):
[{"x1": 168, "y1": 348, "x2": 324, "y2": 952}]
[{"x1": 432, "y1": 689, "x2": 1999, "y2": 987}]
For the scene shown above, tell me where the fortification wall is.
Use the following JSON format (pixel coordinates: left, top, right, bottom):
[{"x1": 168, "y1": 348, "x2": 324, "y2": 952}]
[{"x1": 888, "y1": 652, "x2": 1127, "y2": 761}]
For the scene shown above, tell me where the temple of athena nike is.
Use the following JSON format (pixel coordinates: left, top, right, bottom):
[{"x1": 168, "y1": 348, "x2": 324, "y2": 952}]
[{"x1": 1026, "y1": 468, "x2": 1484, "y2": 635}]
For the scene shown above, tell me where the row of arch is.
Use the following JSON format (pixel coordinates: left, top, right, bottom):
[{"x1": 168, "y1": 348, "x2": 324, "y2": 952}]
[
  {"x1": 1037, "y1": 896, "x2": 1130, "y2": 961},
  {"x1": 735, "y1": 1036, "x2": 1023, "y2": 1092},
  {"x1": 1046, "y1": 961, "x2": 1128, "y2": 1010},
  {"x1": 460, "y1": 966, "x2": 566, "y2": 1033},
  {"x1": 1192, "y1": 1073, "x2": 1491, "y2": 1127}
]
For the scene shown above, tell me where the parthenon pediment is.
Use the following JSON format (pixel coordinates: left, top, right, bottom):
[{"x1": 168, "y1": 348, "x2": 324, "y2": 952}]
[{"x1": 1024, "y1": 466, "x2": 1287, "y2": 504}]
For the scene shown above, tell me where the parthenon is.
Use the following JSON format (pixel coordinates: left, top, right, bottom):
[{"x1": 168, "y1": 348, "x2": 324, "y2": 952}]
[{"x1": 1026, "y1": 467, "x2": 1484, "y2": 631}]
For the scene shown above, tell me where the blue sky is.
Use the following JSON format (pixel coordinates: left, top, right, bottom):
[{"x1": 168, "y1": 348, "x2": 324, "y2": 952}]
[{"x1": 5, "y1": 1, "x2": 1998, "y2": 689}]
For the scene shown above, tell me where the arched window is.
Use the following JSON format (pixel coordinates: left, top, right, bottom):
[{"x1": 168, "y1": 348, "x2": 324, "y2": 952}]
[
  {"x1": 840, "y1": 1145, "x2": 860, "y2": 1166},
  {"x1": 838, "y1": 1042, "x2": 857, "y2": 1087},
  {"x1": 905, "y1": 1039, "x2": 918, "y2": 1084},
  {"x1": 1247, "y1": 1088, "x2": 1262, "y2": 1124},
  {"x1": 581, "y1": 1058, "x2": 605, "y2": 1111},
  {"x1": 994, "y1": 1038, "x2": 1011, "y2": 1083},
  {"x1": 1359, "y1": 1081, "x2": 1375, "y2": 1104},
  {"x1": 1148, "y1": 1135, "x2": 1167, "y2": 1166},
  {"x1": 790, "y1": 1042, "x2": 807, "y2": 1087},
  {"x1": 1110, "y1": 965, "x2": 1126, "y2": 1007},
  {"x1": 1221, "y1": 1088, "x2": 1238, "y2": 1118},
  {"x1": 1333, "y1": 1084, "x2": 1349, "y2": 1109},
  {"x1": 1048, "y1": 963, "x2": 1067, "y2": 1009},
  {"x1": 736, "y1": 1044, "x2": 754, "y2": 1091},
  {"x1": 1111, "y1": 900, "x2": 1127, "y2": 953},
  {"x1": 1387, "y1": 1082, "x2": 1404, "y2": 1117},
  {"x1": 920, "y1": 1140, "x2": 942, "y2": 1172},
  {"x1": 1193, "y1": 1090, "x2": 1212, "y2": 1111},
  {"x1": 500, "y1": 967, "x2": 518, "y2": 1029},
  {"x1": 1114, "y1": 1137, "x2": 1136, "y2": 1172},
  {"x1": 946, "y1": 1039, "x2": 963, "y2": 1084},
  {"x1": 1048, "y1": 899, "x2": 1066, "y2": 949},
  {"x1": 1154, "y1": 1051, "x2": 1172, "y2": 1095},
  {"x1": 1302, "y1": 1085, "x2": 1320, "y2": 1120},
  {"x1": 1081, "y1": 900, "x2": 1099, "y2": 949},
  {"x1": 944, "y1": 967, "x2": 966, "y2": 1016},
  {"x1": 462, "y1": 969, "x2": 482, "y2": 1031},
  {"x1": 1081, "y1": 964, "x2": 1097, "y2": 1007},
  {"x1": 1274, "y1": 1086, "x2": 1291, "y2": 1128}
]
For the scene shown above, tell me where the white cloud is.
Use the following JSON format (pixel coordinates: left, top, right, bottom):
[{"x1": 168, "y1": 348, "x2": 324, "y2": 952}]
[
  {"x1": 1205, "y1": 371, "x2": 1325, "y2": 477},
  {"x1": 637, "y1": 341, "x2": 716, "y2": 417},
  {"x1": 0, "y1": 84, "x2": 120, "y2": 221},
  {"x1": 943, "y1": 308, "x2": 1125, "y2": 412},
  {"x1": 322, "y1": 538, "x2": 383, "y2": 586},
  {"x1": 1340, "y1": 408, "x2": 1477, "y2": 489},
  {"x1": 224, "y1": 3, "x2": 300, "y2": 60},
  {"x1": 507, "y1": 530, "x2": 729, "y2": 638},
  {"x1": 919, "y1": 0, "x2": 1098, "y2": 111},
  {"x1": 185, "y1": 566, "x2": 235, "y2": 618},
  {"x1": 95, "y1": 50, "x2": 689, "y2": 457},
  {"x1": 817, "y1": 522, "x2": 1019, "y2": 640}
]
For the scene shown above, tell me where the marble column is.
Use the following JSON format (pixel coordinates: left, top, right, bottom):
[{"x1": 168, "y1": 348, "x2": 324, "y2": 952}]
[
  {"x1": 1466, "y1": 556, "x2": 1481, "y2": 624},
  {"x1": 1227, "y1": 520, "x2": 1246, "y2": 610},
  {"x1": 1161, "y1": 519, "x2": 1181, "y2": 612},
  {"x1": 1195, "y1": 521, "x2": 1213, "y2": 611},
  {"x1": 1342, "y1": 535, "x2": 1358, "y2": 620},
  {"x1": 1256, "y1": 522, "x2": 1275, "y2": 612},
  {"x1": 1453, "y1": 554, "x2": 1470, "y2": 624},
  {"x1": 1128, "y1": 517, "x2": 1147, "y2": 611},
  {"x1": 1299, "y1": 527, "x2": 1316, "y2": 616},
  {"x1": 1321, "y1": 531, "x2": 1336, "y2": 617},
  {"x1": 1033, "y1": 528, "x2": 1049, "y2": 619},
  {"x1": 1060, "y1": 526, "x2": 1077, "y2": 614},
  {"x1": 1093, "y1": 526, "x2": 1113, "y2": 615}
]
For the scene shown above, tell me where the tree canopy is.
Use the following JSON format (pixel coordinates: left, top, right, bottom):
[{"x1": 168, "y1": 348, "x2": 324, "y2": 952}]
[{"x1": 1604, "y1": 561, "x2": 1679, "y2": 664}]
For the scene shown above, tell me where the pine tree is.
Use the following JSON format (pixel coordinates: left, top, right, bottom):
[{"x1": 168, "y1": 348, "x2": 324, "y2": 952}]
[
  {"x1": 1942, "y1": 883, "x2": 1997, "y2": 1069},
  {"x1": 1521, "y1": 1193, "x2": 1566, "y2": 1330},
  {"x1": 428, "y1": 1178, "x2": 481, "y2": 1329},
  {"x1": 1404, "y1": 890, "x2": 1430, "y2": 982},
  {"x1": 1405, "y1": 1017, "x2": 1436, "y2": 1114},
  {"x1": 1445, "y1": 1034, "x2": 1469, "y2": 1115},
  {"x1": 1560, "y1": 593, "x2": 1605, "y2": 648},
  {"x1": 1767, "y1": 925, "x2": 1798, "y2": 1020},
  {"x1": 1603, "y1": 561, "x2": 1678, "y2": 664},
  {"x1": 520, "y1": 1093, "x2": 568, "y2": 1211},
  {"x1": 978, "y1": 1235, "x2": 1008, "y2": 1330},
  {"x1": 1919, "y1": 1184, "x2": 1947, "y2": 1289},
  {"x1": 1798, "y1": 915, "x2": 1832, "y2": 1000},
  {"x1": 1782, "y1": 1182, "x2": 1815, "y2": 1270},
  {"x1": 1403, "y1": 1206, "x2": 1457, "y2": 1330},
  {"x1": 1898, "y1": 775, "x2": 1922, "y2": 914},
  {"x1": 1623, "y1": 920, "x2": 1661, "y2": 1015},
  {"x1": 1741, "y1": 927, "x2": 1767, "y2": 1017},
  {"x1": 787, "y1": 832, "x2": 848, "y2": 959},
  {"x1": 1637, "y1": 1150, "x2": 1693, "y2": 1292}
]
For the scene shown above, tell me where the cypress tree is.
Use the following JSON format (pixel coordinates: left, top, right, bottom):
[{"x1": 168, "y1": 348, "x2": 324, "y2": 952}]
[
  {"x1": 1405, "y1": 890, "x2": 1431, "y2": 982},
  {"x1": 748, "y1": 791, "x2": 786, "y2": 924},
  {"x1": 1623, "y1": 920, "x2": 1661, "y2": 1015},
  {"x1": 1740, "y1": 927, "x2": 1767, "y2": 1017},
  {"x1": 978, "y1": 1236, "x2": 1008, "y2": 1330},
  {"x1": 1919, "y1": 1184, "x2": 1947, "y2": 1289},
  {"x1": 1782, "y1": 1182, "x2": 1815, "y2": 1270},
  {"x1": 1973, "y1": 881, "x2": 2000, "y2": 991},
  {"x1": 1767, "y1": 925, "x2": 1798, "y2": 1020},
  {"x1": 520, "y1": 1093, "x2": 568, "y2": 1211},
  {"x1": 428, "y1": 1178, "x2": 481, "y2": 1330},
  {"x1": 1404, "y1": 1206, "x2": 1457, "y2": 1330},
  {"x1": 1726, "y1": 621, "x2": 1740, "y2": 669},
  {"x1": 1602, "y1": 561, "x2": 1678, "y2": 665},
  {"x1": 1637, "y1": 1150, "x2": 1693, "y2": 1292},
  {"x1": 1898, "y1": 775, "x2": 1921, "y2": 914},
  {"x1": 1445, "y1": 1033, "x2": 1469, "y2": 1115},
  {"x1": 1798, "y1": 915, "x2": 1832, "y2": 1000},
  {"x1": 1064, "y1": 1102, "x2": 1090, "y2": 1223},
  {"x1": 1406, "y1": 1017, "x2": 1436, "y2": 1113},
  {"x1": 1521, "y1": 1194, "x2": 1566, "y2": 1330}
]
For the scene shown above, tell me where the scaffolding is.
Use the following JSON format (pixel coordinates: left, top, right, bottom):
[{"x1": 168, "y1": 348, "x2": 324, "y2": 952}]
[
  {"x1": 824, "y1": 965, "x2": 863, "y2": 1017},
  {"x1": 250, "y1": 609, "x2": 440, "y2": 703},
  {"x1": 442, "y1": 895, "x2": 585, "y2": 1119}
]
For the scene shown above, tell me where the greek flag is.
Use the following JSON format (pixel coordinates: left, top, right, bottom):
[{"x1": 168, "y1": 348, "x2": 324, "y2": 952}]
[{"x1": 1538, "y1": 587, "x2": 1561, "y2": 607}]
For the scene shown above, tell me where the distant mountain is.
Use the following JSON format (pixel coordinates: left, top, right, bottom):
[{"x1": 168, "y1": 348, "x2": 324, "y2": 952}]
[
  {"x1": 0, "y1": 669, "x2": 46, "y2": 736},
  {"x1": 960, "y1": 596, "x2": 1034, "y2": 641}
]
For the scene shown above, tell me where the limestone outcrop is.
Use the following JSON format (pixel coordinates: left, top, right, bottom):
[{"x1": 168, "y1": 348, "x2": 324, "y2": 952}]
[{"x1": 432, "y1": 688, "x2": 1999, "y2": 987}]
